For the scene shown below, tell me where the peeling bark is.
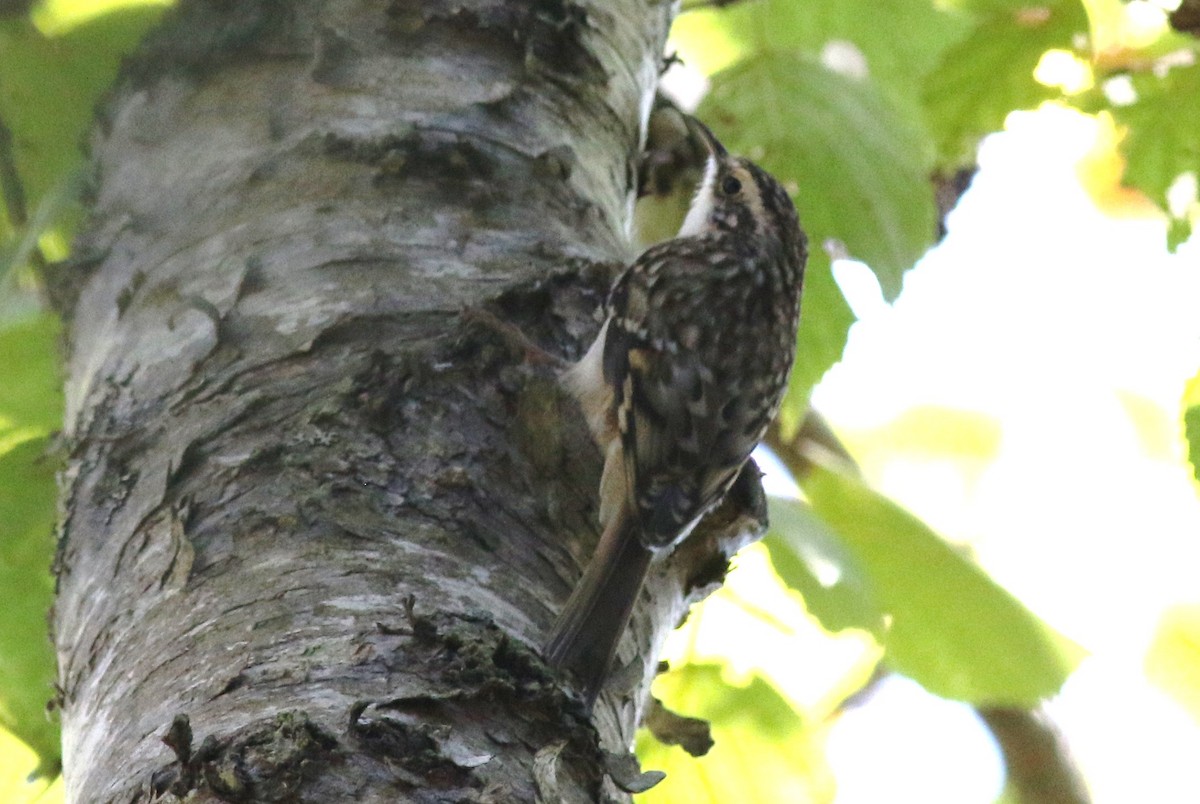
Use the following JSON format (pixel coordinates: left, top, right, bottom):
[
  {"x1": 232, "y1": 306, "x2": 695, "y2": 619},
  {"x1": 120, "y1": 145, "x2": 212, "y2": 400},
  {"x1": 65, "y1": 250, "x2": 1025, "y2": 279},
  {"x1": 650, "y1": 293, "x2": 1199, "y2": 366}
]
[{"x1": 49, "y1": 1, "x2": 766, "y2": 801}]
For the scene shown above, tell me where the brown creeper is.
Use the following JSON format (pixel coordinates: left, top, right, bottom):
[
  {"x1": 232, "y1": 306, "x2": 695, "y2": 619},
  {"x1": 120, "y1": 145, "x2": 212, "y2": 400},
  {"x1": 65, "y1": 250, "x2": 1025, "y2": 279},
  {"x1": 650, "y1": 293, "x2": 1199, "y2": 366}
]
[{"x1": 544, "y1": 119, "x2": 808, "y2": 704}]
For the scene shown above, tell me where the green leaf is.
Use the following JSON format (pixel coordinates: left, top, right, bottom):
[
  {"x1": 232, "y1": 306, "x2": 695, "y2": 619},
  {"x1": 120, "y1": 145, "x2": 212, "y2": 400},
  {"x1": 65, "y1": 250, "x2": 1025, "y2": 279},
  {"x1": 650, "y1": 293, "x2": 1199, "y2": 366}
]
[
  {"x1": 1184, "y1": 370, "x2": 1200, "y2": 486},
  {"x1": 763, "y1": 496, "x2": 883, "y2": 637},
  {"x1": 779, "y1": 251, "x2": 855, "y2": 424},
  {"x1": 801, "y1": 465, "x2": 1079, "y2": 705},
  {"x1": 0, "y1": 7, "x2": 165, "y2": 265},
  {"x1": 923, "y1": 1, "x2": 1089, "y2": 166},
  {"x1": 1145, "y1": 604, "x2": 1200, "y2": 724},
  {"x1": 0, "y1": 725, "x2": 61, "y2": 804},
  {"x1": 0, "y1": 313, "x2": 63, "y2": 773},
  {"x1": 0, "y1": 438, "x2": 59, "y2": 775},
  {"x1": 0, "y1": 314, "x2": 62, "y2": 433},
  {"x1": 672, "y1": 0, "x2": 972, "y2": 104},
  {"x1": 636, "y1": 663, "x2": 832, "y2": 803},
  {"x1": 0, "y1": 9, "x2": 162, "y2": 200},
  {"x1": 702, "y1": 53, "x2": 937, "y2": 301},
  {"x1": 1111, "y1": 64, "x2": 1200, "y2": 247},
  {"x1": 1167, "y1": 216, "x2": 1193, "y2": 252}
]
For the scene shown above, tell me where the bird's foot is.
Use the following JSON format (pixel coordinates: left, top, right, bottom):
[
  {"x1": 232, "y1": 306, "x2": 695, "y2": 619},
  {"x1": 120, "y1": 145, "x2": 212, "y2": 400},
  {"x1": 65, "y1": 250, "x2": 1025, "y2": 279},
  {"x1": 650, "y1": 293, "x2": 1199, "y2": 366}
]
[{"x1": 460, "y1": 306, "x2": 568, "y2": 370}]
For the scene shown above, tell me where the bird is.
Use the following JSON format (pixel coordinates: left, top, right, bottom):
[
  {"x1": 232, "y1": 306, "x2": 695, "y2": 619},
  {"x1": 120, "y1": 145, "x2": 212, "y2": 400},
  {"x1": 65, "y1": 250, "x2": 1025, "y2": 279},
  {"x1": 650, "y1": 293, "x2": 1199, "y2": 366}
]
[{"x1": 543, "y1": 118, "x2": 808, "y2": 706}]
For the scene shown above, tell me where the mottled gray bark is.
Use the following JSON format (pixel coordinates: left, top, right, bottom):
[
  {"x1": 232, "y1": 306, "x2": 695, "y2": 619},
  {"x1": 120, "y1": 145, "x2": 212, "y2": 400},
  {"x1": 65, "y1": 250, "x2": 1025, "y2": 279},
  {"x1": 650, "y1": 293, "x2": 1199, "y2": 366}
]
[{"x1": 49, "y1": 1, "x2": 764, "y2": 801}]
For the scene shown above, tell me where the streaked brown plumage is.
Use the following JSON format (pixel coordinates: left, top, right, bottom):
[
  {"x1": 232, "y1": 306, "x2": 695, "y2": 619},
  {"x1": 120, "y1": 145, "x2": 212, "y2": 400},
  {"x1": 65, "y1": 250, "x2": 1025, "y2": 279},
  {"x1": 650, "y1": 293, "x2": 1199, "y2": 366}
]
[{"x1": 543, "y1": 120, "x2": 808, "y2": 705}]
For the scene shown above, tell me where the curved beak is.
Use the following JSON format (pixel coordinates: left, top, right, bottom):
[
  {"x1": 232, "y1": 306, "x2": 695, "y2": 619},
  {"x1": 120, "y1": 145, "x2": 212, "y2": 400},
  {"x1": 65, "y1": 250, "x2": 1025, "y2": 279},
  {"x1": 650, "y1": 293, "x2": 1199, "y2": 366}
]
[{"x1": 686, "y1": 116, "x2": 728, "y2": 159}]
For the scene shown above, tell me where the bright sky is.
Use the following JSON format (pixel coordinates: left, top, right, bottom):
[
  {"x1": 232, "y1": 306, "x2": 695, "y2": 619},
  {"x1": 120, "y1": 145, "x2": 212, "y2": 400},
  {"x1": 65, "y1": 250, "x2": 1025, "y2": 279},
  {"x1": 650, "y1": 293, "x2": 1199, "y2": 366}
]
[{"x1": 812, "y1": 104, "x2": 1200, "y2": 803}]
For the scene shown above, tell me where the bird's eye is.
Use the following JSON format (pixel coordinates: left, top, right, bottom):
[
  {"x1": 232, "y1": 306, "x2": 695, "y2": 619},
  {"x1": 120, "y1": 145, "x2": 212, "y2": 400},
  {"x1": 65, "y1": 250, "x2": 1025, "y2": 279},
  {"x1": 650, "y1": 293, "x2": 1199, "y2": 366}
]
[{"x1": 721, "y1": 176, "x2": 742, "y2": 195}]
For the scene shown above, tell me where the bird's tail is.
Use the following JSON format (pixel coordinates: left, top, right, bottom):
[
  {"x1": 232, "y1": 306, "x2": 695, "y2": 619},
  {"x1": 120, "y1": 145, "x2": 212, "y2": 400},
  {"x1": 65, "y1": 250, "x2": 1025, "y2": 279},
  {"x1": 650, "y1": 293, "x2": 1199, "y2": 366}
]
[{"x1": 542, "y1": 508, "x2": 653, "y2": 707}]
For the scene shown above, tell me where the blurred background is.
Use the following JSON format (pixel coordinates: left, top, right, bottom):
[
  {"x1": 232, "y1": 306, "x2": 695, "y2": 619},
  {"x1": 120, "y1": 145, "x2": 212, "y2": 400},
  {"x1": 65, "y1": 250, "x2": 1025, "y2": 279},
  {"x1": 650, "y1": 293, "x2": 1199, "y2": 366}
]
[
  {"x1": 637, "y1": 101, "x2": 1200, "y2": 803},
  {"x1": 3, "y1": 0, "x2": 1199, "y2": 801}
]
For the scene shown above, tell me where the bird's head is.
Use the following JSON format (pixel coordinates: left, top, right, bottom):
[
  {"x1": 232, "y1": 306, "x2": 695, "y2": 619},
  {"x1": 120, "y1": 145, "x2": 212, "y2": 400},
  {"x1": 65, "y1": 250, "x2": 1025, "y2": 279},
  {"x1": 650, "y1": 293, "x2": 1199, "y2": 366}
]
[{"x1": 679, "y1": 119, "x2": 806, "y2": 269}]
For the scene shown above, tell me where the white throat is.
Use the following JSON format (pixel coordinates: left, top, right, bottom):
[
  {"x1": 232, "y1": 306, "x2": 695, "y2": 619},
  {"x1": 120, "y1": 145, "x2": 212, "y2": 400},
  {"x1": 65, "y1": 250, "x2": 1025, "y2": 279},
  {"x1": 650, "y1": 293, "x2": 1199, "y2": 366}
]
[{"x1": 677, "y1": 155, "x2": 717, "y2": 237}]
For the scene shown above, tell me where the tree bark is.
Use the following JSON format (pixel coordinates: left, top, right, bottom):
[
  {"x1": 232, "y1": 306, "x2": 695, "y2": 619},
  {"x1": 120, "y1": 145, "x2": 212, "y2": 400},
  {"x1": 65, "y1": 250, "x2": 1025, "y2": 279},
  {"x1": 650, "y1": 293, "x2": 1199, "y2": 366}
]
[{"x1": 48, "y1": 1, "x2": 765, "y2": 801}]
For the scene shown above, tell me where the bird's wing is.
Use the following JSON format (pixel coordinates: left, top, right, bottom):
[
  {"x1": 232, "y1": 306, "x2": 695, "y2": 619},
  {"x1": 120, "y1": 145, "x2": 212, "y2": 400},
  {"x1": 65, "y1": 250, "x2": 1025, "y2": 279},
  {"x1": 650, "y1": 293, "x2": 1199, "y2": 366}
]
[{"x1": 602, "y1": 239, "x2": 776, "y2": 549}]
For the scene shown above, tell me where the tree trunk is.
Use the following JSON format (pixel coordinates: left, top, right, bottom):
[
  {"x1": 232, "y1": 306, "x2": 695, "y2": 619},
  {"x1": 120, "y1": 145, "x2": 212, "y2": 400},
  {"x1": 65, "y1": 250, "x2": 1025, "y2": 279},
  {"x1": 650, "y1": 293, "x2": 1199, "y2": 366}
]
[{"x1": 49, "y1": 1, "x2": 765, "y2": 801}]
